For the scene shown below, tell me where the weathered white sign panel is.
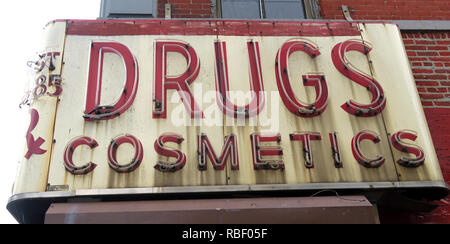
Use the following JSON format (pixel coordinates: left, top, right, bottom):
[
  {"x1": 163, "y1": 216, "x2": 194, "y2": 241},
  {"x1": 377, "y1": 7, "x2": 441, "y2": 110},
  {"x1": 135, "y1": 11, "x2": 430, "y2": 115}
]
[{"x1": 13, "y1": 20, "x2": 445, "y2": 197}]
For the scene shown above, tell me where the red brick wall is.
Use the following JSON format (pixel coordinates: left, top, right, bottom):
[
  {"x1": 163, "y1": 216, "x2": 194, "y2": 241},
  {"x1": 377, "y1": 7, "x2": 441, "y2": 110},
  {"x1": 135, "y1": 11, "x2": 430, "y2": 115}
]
[
  {"x1": 424, "y1": 109, "x2": 450, "y2": 187},
  {"x1": 402, "y1": 32, "x2": 450, "y2": 108},
  {"x1": 319, "y1": 0, "x2": 450, "y2": 20},
  {"x1": 157, "y1": 0, "x2": 213, "y2": 18}
]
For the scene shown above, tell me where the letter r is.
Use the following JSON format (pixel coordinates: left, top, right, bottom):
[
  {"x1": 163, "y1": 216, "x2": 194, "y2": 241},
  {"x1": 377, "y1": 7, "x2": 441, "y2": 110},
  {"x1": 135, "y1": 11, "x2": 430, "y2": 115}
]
[{"x1": 153, "y1": 41, "x2": 204, "y2": 119}]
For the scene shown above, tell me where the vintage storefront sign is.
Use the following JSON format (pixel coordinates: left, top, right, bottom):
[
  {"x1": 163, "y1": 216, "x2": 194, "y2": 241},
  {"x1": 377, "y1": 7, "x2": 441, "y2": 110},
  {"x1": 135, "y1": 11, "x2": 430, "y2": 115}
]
[{"x1": 13, "y1": 20, "x2": 446, "y2": 196}]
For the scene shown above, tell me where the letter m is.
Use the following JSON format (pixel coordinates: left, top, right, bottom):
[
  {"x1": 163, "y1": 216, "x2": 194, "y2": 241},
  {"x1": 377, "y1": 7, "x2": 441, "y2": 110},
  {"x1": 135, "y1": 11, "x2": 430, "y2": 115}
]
[{"x1": 197, "y1": 133, "x2": 239, "y2": 170}]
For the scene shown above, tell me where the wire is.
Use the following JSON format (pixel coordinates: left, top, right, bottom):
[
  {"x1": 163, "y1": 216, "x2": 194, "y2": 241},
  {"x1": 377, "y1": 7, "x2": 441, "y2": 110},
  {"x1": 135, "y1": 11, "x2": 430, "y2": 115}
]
[{"x1": 310, "y1": 189, "x2": 367, "y2": 203}]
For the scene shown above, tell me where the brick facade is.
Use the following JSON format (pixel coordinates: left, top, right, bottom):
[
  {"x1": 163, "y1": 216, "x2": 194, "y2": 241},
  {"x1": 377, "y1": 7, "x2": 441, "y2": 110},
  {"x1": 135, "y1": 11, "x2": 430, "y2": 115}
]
[
  {"x1": 402, "y1": 32, "x2": 450, "y2": 108},
  {"x1": 319, "y1": 0, "x2": 450, "y2": 20},
  {"x1": 156, "y1": 0, "x2": 449, "y2": 223},
  {"x1": 157, "y1": 0, "x2": 213, "y2": 18},
  {"x1": 425, "y1": 109, "x2": 450, "y2": 187}
]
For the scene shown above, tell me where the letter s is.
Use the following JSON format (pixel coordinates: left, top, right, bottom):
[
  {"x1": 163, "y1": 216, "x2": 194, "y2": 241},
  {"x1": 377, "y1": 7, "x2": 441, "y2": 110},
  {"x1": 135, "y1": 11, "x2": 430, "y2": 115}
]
[{"x1": 332, "y1": 40, "x2": 386, "y2": 117}]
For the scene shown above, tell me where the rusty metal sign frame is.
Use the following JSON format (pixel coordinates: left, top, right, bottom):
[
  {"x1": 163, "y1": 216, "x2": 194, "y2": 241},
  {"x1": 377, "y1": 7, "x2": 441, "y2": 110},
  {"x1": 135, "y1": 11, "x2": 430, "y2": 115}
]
[{"x1": 9, "y1": 19, "x2": 448, "y2": 223}]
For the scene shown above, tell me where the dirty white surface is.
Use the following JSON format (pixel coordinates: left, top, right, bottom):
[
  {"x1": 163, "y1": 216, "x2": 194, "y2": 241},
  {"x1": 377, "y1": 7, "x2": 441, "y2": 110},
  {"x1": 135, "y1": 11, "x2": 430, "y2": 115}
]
[{"x1": 0, "y1": 0, "x2": 100, "y2": 224}]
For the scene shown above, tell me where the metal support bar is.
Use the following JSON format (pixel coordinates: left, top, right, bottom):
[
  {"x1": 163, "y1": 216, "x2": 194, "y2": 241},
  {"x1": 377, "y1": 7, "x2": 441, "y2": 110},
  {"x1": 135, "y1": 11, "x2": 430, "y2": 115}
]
[
  {"x1": 259, "y1": 0, "x2": 266, "y2": 19},
  {"x1": 342, "y1": 5, "x2": 353, "y2": 21},
  {"x1": 304, "y1": 0, "x2": 322, "y2": 19},
  {"x1": 165, "y1": 3, "x2": 171, "y2": 19}
]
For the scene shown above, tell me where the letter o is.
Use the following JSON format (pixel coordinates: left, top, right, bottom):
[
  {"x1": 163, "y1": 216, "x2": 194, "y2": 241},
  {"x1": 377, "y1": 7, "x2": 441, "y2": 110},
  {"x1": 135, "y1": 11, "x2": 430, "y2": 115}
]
[{"x1": 108, "y1": 134, "x2": 144, "y2": 173}]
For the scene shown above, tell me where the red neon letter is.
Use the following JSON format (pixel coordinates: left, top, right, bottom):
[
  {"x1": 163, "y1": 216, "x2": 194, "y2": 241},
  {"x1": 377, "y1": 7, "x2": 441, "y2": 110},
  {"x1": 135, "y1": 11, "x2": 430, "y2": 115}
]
[
  {"x1": 25, "y1": 109, "x2": 47, "y2": 159},
  {"x1": 64, "y1": 137, "x2": 98, "y2": 175},
  {"x1": 84, "y1": 42, "x2": 139, "y2": 121},
  {"x1": 391, "y1": 130, "x2": 425, "y2": 168},
  {"x1": 108, "y1": 134, "x2": 144, "y2": 173},
  {"x1": 154, "y1": 133, "x2": 186, "y2": 172},
  {"x1": 250, "y1": 133, "x2": 284, "y2": 170},
  {"x1": 351, "y1": 130, "x2": 385, "y2": 168},
  {"x1": 290, "y1": 132, "x2": 322, "y2": 168},
  {"x1": 275, "y1": 40, "x2": 328, "y2": 117},
  {"x1": 332, "y1": 40, "x2": 386, "y2": 117},
  {"x1": 329, "y1": 132, "x2": 343, "y2": 168},
  {"x1": 153, "y1": 41, "x2": 203, "y2": 119},
  {"x1": 198, "y1": 133, "x2": 239, "y2": 170},
  {"x1": 214, "y1": 41, "x2": 265, "y2": 118}
]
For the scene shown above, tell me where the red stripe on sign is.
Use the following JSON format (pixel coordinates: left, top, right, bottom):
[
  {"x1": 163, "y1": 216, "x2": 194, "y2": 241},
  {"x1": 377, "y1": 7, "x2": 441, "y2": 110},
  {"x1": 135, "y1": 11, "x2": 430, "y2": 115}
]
[{"x1": 62, "y1": 19, "x2": 363, "y2": 37}]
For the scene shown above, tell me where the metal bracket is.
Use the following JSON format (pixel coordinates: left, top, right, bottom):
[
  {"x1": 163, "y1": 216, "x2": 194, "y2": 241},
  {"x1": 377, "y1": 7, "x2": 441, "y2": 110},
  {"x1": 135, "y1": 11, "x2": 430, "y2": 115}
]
[
  {"x1": 165, "y1": 3, "x2": 172, "y2": 19},
  {"x1": 341, "y1": 5, "x2": 353, "y2": 21},
  {"x1": 304, "y1": 0, "x2": 322, "y2": 19},
  {"x1": 47, "y1": 184, "x2": 69, "y2": 192}
]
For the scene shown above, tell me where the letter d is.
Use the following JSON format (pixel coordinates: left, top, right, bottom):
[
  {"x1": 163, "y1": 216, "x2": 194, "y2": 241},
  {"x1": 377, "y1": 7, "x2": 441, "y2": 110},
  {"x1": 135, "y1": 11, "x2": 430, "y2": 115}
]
[{"x1": 84, "y1": 41, "x2": 139, "y2": 121}]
